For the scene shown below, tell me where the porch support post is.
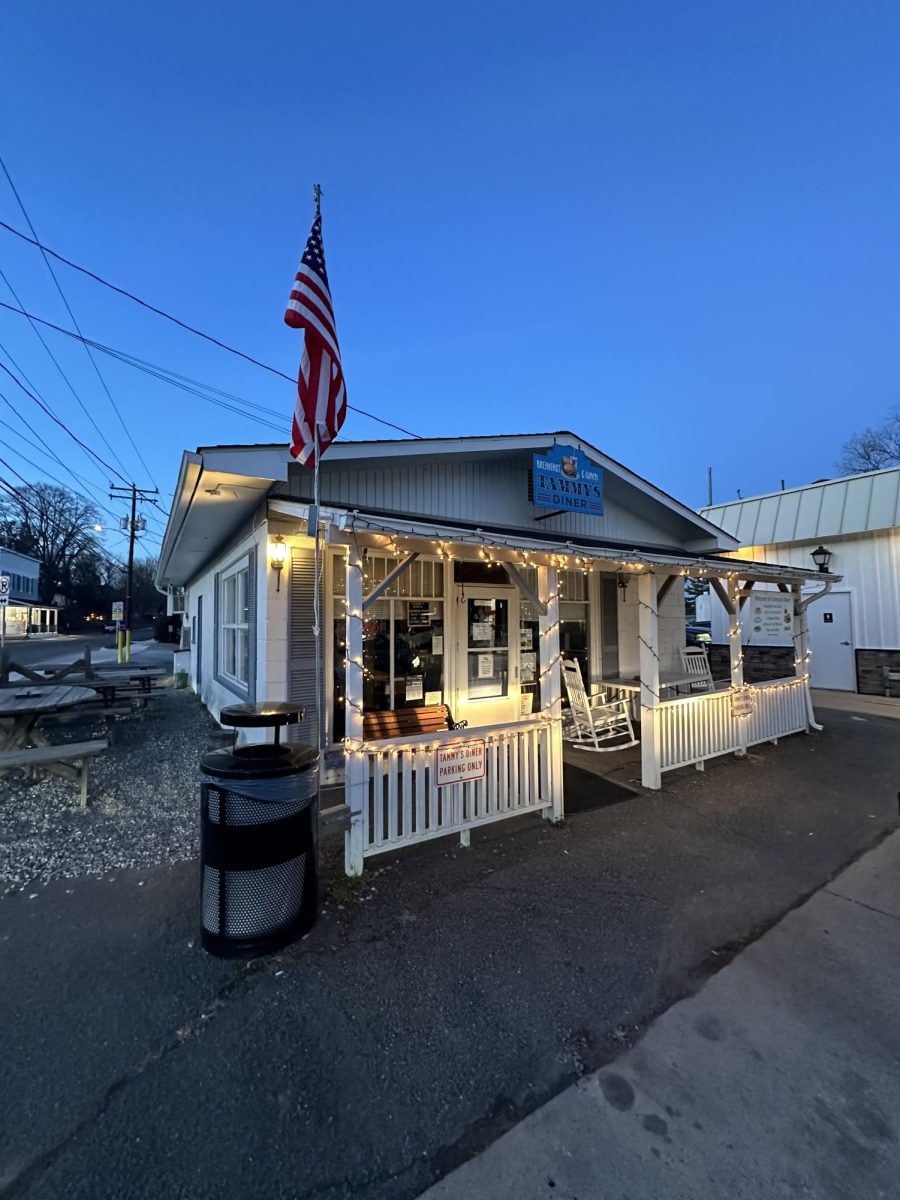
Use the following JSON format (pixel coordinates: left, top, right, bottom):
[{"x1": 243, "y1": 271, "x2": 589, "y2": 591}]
[
  {"x1": 727, "y1": 576, "x2": 747, "y2": 756},
  {"x1": 638, "y1": 571, "x2": 661, "y2": 790},
  {"x1": 344, "y1": 544, "x2": 366, "y2": 876},
  {"x1": 538, "y1": 565, "x2": 564, "y2": 822},
  {"x1": 793, "y1": 583, "x2": 823, "y2": 731}
]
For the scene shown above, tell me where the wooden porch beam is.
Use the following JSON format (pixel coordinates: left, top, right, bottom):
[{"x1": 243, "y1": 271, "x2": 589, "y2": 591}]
[
  {"x1": 709, "y1": 576, "x2": 735, "y2": 617},
  {"x1": 363, "y1": 552, "x2": 419, "y2": 611},
  {"x1": 777, "y1": 583, "x2": 790, "y2": 593},
  {"x1": 738, "y1": 581, "x2": 755, "y2": 610},
  {"x1": 506, "y1": 561, "x2": 547, "y2": 616},
  {"x1": 656, "y1": 574, "x2": 676, "y2": 606}
]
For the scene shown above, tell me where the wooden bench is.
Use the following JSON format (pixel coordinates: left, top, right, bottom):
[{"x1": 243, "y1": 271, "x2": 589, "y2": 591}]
[
  {"x1": 0, "y1": 739, "x2": 108, "y2": 806},
  {"x1": 362, "y1": 704, "x2": 466, "y2": 741}
]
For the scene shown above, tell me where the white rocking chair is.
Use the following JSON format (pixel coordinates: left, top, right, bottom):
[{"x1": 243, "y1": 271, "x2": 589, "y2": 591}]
[
  {"x1": 562, "y1": 659, "x2": 638, "y2": 752},
  {"x1": 680, "y1": 647, "x2": 728, "y2": 693}
]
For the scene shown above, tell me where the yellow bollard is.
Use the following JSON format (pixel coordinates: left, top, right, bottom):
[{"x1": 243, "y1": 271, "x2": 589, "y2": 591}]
[{"x1": 125, "y1": 628, "x2": 131, "y2": 663}]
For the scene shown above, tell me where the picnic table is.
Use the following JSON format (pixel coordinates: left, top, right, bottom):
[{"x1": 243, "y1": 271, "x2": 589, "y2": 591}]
[
  {"x1": 0, "y1": 685, "x2": 99, "y2": 751},
  {"x1": 0, "y1": 685, "x2": 108, "y2": 805}
]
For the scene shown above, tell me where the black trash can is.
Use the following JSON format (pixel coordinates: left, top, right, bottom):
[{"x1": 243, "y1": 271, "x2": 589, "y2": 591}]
[{"x1": 199, "y1": 702, "x2": 319, "y2": 958}]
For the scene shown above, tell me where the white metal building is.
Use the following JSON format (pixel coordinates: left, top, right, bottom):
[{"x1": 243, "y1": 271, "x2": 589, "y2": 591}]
[
  {"x1": 702, "y1": 466, "x2": 900, "y2": 693},
  {"x1": 157, "y1": 432, "x2": 838, "y2": 874}
]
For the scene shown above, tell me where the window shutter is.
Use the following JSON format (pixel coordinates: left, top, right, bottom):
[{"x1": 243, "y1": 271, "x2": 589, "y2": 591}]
[{"x1": 288, "y1": 547, "x2": 320, "y2": 747}]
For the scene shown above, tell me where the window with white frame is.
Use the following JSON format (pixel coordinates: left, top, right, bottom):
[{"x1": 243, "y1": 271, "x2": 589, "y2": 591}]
[{"x1": 220, "y1": 562, "x2": 250, "y2": 687}]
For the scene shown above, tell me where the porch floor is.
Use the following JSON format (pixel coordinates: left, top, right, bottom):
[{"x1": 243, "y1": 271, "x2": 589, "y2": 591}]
[{"x1": 563, "y1": 736, "x2": 644, "y2": 795}]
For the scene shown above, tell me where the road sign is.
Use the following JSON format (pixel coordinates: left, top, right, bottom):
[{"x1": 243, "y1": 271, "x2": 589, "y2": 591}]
[
  {"x1": 112, "y1": 600, "x2": 124, "y2": 622},
  {"x1": 0, "y1": 575, "x2": 10, "y2": 607}
]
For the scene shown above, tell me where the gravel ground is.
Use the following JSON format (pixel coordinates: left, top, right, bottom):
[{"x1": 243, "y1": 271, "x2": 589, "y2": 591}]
[{"x1": 0, "y1": 689, "x2": 223, "y2": 887}]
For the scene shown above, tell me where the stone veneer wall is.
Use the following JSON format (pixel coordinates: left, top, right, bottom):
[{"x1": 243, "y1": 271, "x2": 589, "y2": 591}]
[
  {"x1": 707, "y1": 644, "x2": 796, "y2": 684},
  {"x1": 855, "y1": 649, "x2": 900, "y2": 696}
]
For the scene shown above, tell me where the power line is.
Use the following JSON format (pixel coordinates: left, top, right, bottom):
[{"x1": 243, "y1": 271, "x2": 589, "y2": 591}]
[
  {"x1": 0, "y1": 157, "x2": 158, "y2": 488},
  {"x1": 0, "y1": 265, "x2": 132, "y2": 485},
  {"x1": 0, "y1": 417, "x2": 121, "y2": 524},
  {"x1": 0, "y1": 217, "x2": 422, "y2": 440},
  {"x1": 0, "y1": 298, "x2": 290, "y2": 441},
  {"x1": 0, "y1": 357, "x2": 135, "y2": 486},
  {"x1": 0, "y1": 370, "x2": 112, "y2": 501}
]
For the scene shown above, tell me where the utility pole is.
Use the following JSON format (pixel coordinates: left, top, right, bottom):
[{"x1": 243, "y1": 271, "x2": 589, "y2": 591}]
[{"x1": 110, "y1": 483, "x2": 158, "y2": 662}]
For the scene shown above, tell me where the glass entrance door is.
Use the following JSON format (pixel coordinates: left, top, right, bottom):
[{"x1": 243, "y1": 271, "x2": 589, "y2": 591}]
[{"x1": 458, "y1": 586, "x2": 520, "y2": 726}]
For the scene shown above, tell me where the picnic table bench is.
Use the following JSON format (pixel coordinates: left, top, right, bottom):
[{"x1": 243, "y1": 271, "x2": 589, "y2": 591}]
[
  {"x1": 0, "y1": 685, "x2": 109, "y2": 803},
  {"x1": 0, "y1": 740, "x2": 108, "y2": 806}
]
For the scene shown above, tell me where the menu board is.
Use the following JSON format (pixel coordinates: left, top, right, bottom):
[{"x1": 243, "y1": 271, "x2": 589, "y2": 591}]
[
  {"x1": 748, "y1": 594, "x2": 793, "y2": 641},
  {"x1": 408, "y1": 602, "x2": 432, "y2": 628}
]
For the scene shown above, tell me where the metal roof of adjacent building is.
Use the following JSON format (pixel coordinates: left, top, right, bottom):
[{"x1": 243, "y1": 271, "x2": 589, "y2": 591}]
[{"x1": 700, "y1": 466, "x2": 900, "y2": 545}]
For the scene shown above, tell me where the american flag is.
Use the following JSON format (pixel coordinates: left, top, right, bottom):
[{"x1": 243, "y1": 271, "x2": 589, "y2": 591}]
[{"x1": 284, "y1": 208, "x2": 346, "y2": 466}]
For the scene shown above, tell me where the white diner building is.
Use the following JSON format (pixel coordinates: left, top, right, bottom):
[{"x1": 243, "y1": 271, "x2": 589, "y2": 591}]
[{"x1": 157, "y1": 432, "x2": 839, "y2": 875}]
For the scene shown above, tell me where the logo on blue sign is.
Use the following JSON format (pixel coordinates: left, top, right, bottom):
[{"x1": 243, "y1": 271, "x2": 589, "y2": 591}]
[{"x1": 532, "y1": 446, "x2": 603, "y2": 516}]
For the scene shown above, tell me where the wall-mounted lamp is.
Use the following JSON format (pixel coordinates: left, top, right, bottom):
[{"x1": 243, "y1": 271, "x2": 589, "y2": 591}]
[
  {"x1": 810, "y1": 545, "x2": 832, "y2": 573},
  {"x1": 270, "y1": 536, "x2": 288, "y2": 590}
]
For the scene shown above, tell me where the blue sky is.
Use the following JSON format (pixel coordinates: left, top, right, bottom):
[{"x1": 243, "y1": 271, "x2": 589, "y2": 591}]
[{"x1": 1, "y1": 1, "x2": 899, "y2": 556}]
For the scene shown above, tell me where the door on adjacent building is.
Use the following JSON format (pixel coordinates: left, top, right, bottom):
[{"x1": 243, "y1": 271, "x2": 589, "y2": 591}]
[
  {"x1": 457, "y1": 585, "x2": 520, "y2": 726},
  {"x1": 808, "y1": 591, "x2": 855, "y2": 691}
]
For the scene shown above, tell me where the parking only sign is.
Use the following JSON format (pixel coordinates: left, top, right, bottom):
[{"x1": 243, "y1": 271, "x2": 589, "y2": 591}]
[
  {"x1": 0, "y1": 575, "x2": 10, "y2": 606},
  {"x1": 112, "y1": 600, "x2": 125, "y2": 622}
]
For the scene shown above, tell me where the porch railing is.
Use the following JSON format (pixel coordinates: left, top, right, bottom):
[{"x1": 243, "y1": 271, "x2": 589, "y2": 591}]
[
  {"x1": 359, "y1": 717, "x2": 553, "y2": 858},
  {"x1": 659, "y1": 676, "x2": 809, "y2": 773}
]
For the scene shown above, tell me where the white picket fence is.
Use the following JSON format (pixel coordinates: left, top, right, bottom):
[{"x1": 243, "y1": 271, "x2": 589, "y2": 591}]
[
  {"x1": 659, "y1": 677, "x2": 809, "y2": 773},
  {"x1": 360, "y1": 718, "x2": 553, "y2": 858}
]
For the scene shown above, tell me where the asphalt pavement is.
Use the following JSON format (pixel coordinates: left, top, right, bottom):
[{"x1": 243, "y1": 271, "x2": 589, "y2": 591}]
[
  {"x1": 1, "y1": 706, "x2": 898, "y2": 1199},
  {"x1": 2, "y1": 631, "x2": 167, "y2": 674},
  {"x1": 424, "y1": 830, "x2": 900, "y2": 1200}
]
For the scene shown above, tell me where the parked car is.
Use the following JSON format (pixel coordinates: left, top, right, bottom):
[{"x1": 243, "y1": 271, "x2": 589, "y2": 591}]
[{"x1": 686, "y1": 621, "x2": 712, "y2": 646}]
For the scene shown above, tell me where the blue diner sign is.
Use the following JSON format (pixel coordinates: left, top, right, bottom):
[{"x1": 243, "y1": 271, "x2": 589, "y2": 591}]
[{"x1": 532, "y1": 446, "x2": 604, "y2": 516}]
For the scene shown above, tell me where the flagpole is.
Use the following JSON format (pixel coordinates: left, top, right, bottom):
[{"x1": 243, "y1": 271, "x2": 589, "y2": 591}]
[
  {"x1": 313, "y1": 423, "x2": 323, "y2": 759},
  {"x1": 312, "y1": 181, "x2": 323, "y2": 759}
]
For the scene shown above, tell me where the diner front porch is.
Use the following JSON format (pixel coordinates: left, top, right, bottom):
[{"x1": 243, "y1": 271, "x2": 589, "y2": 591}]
[{"x1": 266, "y1": 500, "x2": 839, "y2": 876}]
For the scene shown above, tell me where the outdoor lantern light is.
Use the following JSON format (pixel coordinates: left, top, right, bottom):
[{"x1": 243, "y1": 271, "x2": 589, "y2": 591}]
[
  {"x1": 270, "y1": 536, "x2": 288, "y2": 590},
  {"x1": 811, "y1": 545, "x2": 832, "y2": 573}
]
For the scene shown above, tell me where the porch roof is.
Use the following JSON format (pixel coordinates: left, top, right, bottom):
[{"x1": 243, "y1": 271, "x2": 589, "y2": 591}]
[{"x1": 268, "y1": 499, "x2": 842, "y2": 585}]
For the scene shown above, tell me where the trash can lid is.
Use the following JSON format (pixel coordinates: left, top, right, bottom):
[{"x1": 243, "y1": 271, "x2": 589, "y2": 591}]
[
  {"x1": 201, "y1": 743, "x2": 319, "y2": 778},
  {"x1": 220, "y1": 701, "x2": 304, "y2": 729}
]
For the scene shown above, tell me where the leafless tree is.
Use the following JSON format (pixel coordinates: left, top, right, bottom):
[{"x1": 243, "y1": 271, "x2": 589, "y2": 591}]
[
  {"x1": 839, "y1": 408, "x2": 900, "y2": 474},
  {"x1": 0, "y1": 482, "x2": 103, "y2": 603}
]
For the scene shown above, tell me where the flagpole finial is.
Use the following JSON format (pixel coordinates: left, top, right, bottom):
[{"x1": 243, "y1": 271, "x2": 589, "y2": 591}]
[{"x1": 313, "y1": 183, "x2": 322, "y2": 215}]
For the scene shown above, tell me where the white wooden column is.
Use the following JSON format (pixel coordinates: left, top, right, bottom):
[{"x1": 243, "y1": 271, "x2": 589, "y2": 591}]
[
  {"x1": 793, "y1": 583, "x2": 822, "y2": 731},
  {"x1": 638, "y1": 571, "x2": 661, "y2": 790},
  {"x1": 538, "y1": 565, "x2": 564, "y2": 822},
  {"x1": 344, "y1": 544, "x2": 366, "y2": 876},
  {"x1": 727, "y1": 576, "x2": 747, "y2": 756}
]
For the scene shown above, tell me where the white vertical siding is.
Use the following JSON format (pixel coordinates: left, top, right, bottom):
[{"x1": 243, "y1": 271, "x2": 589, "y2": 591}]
[
  {"x1": 184, "y1": 525, "x2": 269, "y2": 723},
  {"x1": 617, "y1": 575, "x2": 685, "y2": 676},
  {"x1": 710, "y1": 529, "x2": 900, "y2": 649},
  {"x1": 294, "y1": 456, "x2": 692, "y2": 549}
]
